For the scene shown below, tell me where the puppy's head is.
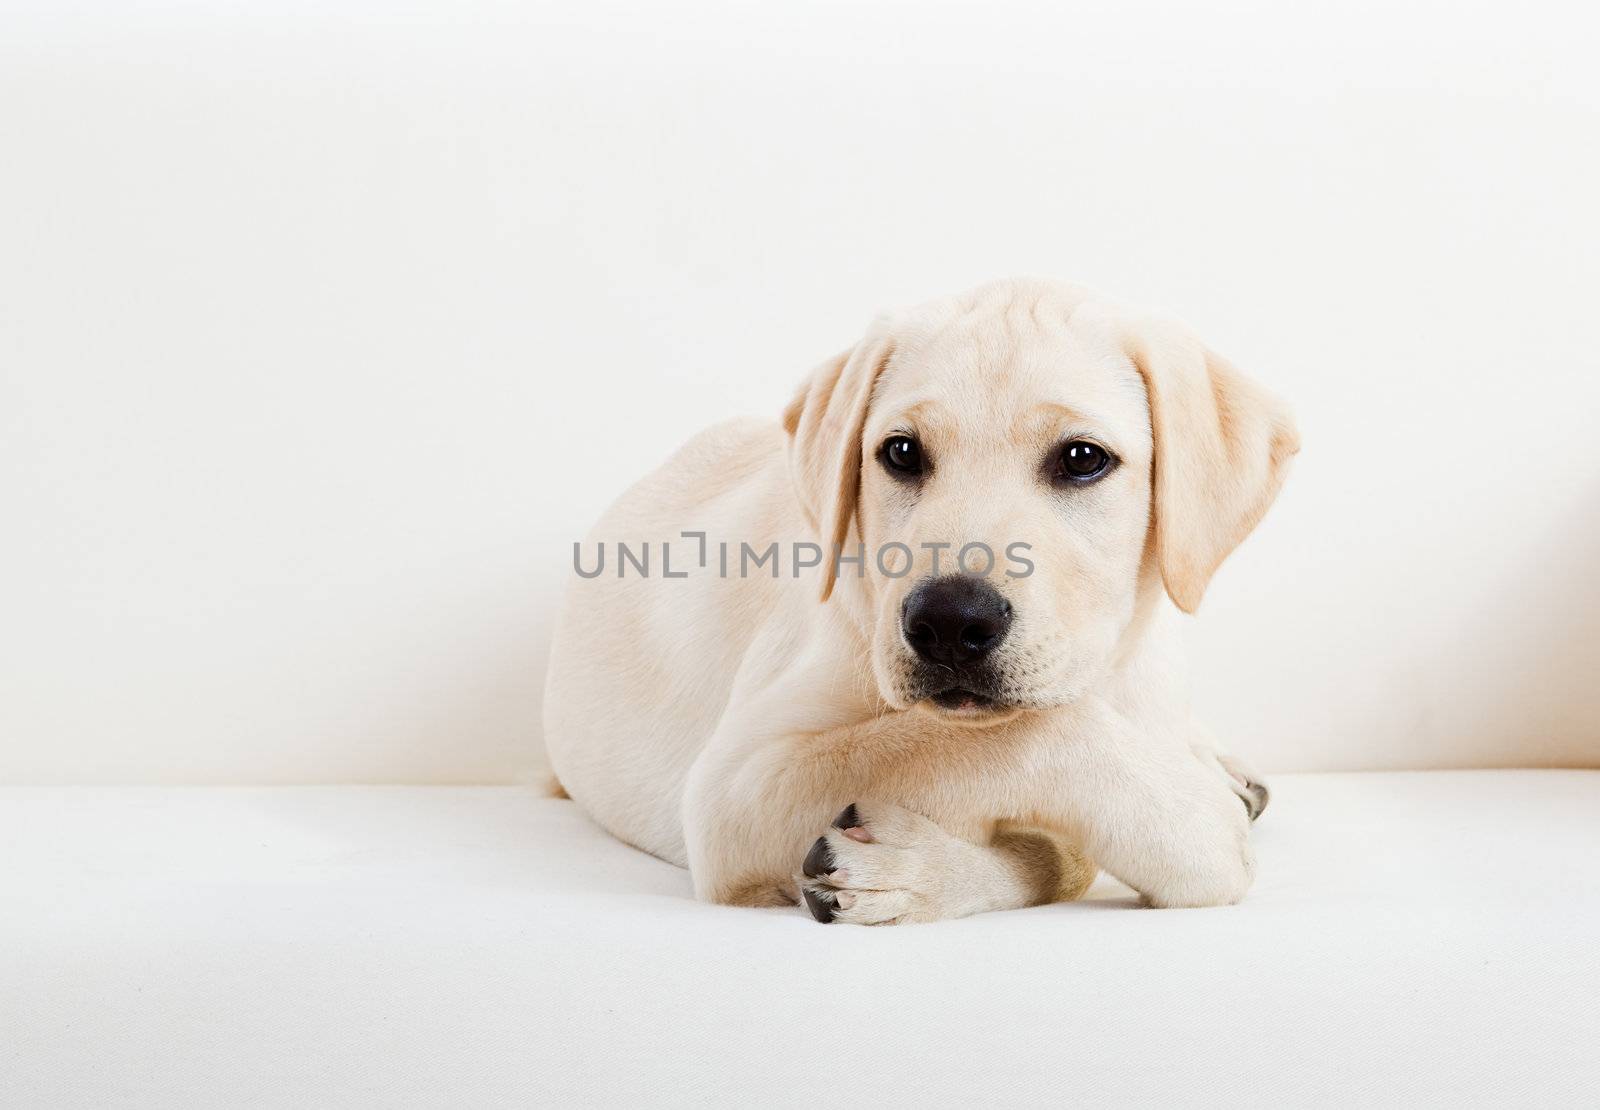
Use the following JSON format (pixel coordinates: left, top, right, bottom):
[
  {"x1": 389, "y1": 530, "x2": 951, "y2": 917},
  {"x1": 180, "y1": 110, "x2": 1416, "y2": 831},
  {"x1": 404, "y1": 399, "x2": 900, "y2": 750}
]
[{"x1": 784, "y1": 279, "x2": 1299, "y2": 724}]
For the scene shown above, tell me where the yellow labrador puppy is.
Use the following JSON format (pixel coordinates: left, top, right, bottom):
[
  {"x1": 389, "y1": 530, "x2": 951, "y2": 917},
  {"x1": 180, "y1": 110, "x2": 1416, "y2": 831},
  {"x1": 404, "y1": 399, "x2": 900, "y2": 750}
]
[{"x1": 544, "y1": 278, "x2": 1298, "y2": 924}]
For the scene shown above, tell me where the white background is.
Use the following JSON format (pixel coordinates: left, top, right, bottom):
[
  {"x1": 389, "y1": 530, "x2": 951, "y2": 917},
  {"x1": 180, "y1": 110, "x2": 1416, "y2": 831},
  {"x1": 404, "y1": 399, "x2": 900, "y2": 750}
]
[{"x1": 2, "y1": 0, "x2": 1596, "y2": 784}]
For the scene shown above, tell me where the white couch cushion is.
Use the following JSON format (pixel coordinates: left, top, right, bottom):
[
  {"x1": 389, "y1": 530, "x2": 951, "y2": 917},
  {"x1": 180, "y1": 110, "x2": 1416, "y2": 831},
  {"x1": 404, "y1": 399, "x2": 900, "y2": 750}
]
[{"x1": 4, "y1": 772, "x2": 1597, "y2": 1107}]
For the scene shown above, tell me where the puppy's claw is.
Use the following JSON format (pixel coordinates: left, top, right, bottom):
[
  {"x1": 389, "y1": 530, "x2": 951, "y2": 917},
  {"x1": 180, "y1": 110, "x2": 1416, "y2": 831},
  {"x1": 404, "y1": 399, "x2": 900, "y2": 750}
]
[
  {"x1": 1218, "y1": 755, "x2": 1270, "y2": 823},
  {"x1": 802, "y1": 836, "x2": 834, "y2": 879},
  {"x1": 802, "y1": 886, "x2": 836, "y2": 923},
  {"x1": 1241, "y1": 781, "x2": 1269, "y2": 822}
]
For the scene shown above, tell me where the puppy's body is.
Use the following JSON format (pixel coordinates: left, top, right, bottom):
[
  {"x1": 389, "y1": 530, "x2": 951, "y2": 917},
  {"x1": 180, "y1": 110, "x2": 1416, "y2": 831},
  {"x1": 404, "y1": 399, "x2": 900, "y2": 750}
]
[
  {"x1": 545, "y1": 418, "x2": 800, "y2": 864},
  {"x1": 545, "y1": 280, "x2": 1296, "y2": 923}
]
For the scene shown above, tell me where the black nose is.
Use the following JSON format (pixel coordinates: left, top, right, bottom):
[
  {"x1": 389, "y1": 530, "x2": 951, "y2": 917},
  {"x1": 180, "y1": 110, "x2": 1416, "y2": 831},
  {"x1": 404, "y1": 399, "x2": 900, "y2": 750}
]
[{"x1": 901, "y1": 576, "x2": 1014, "y2": 666}]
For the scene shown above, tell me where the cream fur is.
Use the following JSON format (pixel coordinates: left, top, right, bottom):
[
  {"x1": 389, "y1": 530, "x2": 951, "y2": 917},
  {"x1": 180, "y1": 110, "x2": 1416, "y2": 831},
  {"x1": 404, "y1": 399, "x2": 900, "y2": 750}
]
[{"x1": 543, "y1": 279, "x2": 1298, "y2": 922}]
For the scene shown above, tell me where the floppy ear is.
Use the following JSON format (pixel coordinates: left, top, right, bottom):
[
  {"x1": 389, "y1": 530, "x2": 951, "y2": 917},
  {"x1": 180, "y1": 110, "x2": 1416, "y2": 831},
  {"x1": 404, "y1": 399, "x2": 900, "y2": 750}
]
[
  {"x1": 782, "y1": 335, "x2": 895, "y2": 601},
  {"x1": 1126, "y1": 321, "x2": 1300, "y2": 614}
]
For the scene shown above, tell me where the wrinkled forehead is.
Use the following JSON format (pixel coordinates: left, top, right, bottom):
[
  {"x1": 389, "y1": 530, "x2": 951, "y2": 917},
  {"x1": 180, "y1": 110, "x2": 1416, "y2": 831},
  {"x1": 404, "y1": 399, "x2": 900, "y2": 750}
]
[{"x1": 866, "y1": 293, "x2": 1151, "y2": 452}]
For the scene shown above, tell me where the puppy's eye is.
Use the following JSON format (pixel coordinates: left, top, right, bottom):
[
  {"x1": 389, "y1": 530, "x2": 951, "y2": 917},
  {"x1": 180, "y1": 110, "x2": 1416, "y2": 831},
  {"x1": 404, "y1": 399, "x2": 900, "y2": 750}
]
[
  {"x1": 1053, "y1": 441, "x2": 1114, "y2": 484},
  {"x1": 880, "y1": 435, "x2": 924, "y2": 477}
]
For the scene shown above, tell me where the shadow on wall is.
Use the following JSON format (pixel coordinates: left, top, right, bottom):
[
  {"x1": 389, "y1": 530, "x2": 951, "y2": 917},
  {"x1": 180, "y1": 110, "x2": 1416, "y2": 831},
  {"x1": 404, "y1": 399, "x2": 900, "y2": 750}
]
[
  {"x1": 407, "y1": 587, "x2": 558, "y2": 787},
  {"x1": 1409, "y1": 480, "x2": 1600, "y2": 769},
  {"x1": 291, "y1": 582, "x2": 559, "y2": 787}
]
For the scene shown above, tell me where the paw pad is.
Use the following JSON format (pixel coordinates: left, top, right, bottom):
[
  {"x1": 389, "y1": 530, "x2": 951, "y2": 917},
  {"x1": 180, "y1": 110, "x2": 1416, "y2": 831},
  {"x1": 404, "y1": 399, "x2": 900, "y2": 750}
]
[
  {"x1": 801, "y1": 885, "x2": 838, "y2": 923},
  {"x1": 802, "y1": 836, "x2": 835, "y2": 879}
]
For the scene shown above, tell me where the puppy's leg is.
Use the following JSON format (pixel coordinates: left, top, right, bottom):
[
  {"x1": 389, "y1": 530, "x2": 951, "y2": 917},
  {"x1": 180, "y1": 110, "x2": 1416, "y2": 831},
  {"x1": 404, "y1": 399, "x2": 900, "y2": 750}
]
[
  {"x1": 718, "y1": 880, "x2": 798, "y2": 909},
  {"x1": 681, "y1": 716, "x2": 1094, "y2": 923},
  {"x1": 796, "y1": 801, "x2": 1094, "y2": 925},
  {"x1": 1041, "y1": 699, "x2": 1257, "y2": 908}
]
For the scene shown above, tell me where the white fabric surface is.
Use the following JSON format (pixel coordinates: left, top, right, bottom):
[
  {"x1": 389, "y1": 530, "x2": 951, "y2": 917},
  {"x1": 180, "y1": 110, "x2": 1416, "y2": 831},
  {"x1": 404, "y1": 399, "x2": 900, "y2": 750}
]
[{"x1": 3, "y1": 772, "x2": 1597, "y2": 1108}]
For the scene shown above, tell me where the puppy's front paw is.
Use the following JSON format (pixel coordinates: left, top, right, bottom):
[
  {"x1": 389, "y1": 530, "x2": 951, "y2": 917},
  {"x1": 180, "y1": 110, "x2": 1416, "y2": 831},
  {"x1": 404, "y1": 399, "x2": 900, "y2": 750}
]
[{"x1": 797, "y1": 802, "x2": 959, "y2": 926}]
